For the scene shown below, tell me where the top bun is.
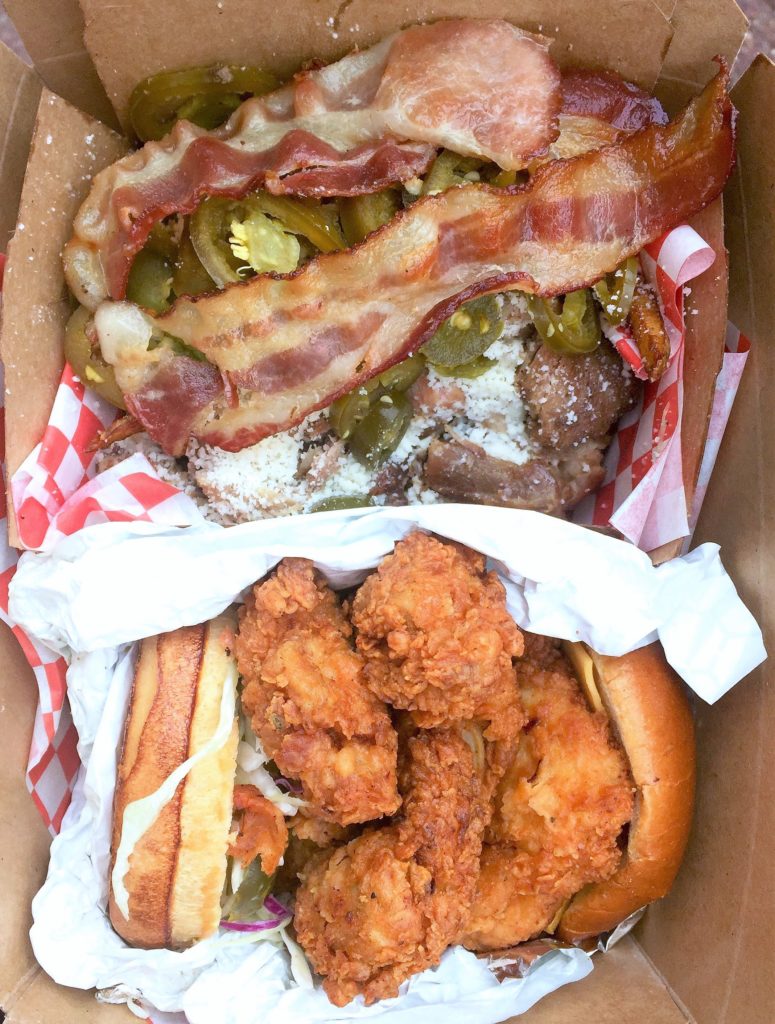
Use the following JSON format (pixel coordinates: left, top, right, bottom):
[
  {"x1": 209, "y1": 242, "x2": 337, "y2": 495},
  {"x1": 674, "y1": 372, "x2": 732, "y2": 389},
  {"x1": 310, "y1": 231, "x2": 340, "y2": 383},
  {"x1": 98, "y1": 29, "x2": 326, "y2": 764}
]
[
  {"x1": 108, "y1": 614, "x2": 238, "y2": 949},
  {"x1": 557, "y1": 642, "x2": 695, "y2": 942}
]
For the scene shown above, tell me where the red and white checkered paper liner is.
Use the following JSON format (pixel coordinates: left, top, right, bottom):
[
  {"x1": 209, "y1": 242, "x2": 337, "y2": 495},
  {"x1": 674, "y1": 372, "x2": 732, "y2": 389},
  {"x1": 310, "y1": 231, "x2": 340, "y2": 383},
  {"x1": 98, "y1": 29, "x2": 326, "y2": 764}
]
[
  {"x1": 0, "y1": 227, "x2": 750, "y2": 836},
  {"x1": 683, "y1": 322, "x2": 751, "y2": 551},
  {"x1": 571, "y1": 224, "x2": 733, "y2": 548}
]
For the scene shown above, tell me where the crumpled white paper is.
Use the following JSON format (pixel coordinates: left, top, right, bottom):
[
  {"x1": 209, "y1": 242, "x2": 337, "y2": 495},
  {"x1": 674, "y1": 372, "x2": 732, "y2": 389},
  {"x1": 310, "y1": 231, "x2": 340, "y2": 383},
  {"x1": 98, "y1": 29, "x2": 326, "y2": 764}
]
[
  {"x1": 22, "y1": 505, "x2": 766, "y2": 1024},
  {"x1": 10, "y1": 505, "x2": 765, "y2": 703}
]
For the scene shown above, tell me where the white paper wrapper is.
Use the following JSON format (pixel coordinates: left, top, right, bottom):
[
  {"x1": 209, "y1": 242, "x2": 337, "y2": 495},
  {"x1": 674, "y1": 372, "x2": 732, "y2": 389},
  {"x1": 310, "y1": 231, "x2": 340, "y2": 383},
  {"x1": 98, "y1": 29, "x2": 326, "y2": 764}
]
[
  {"x1": 20, "y1": 506, "x2": 765, "y2": 1023},
  {"x1": 10, "y1": 506, "x2": 765, "y2": 703}
]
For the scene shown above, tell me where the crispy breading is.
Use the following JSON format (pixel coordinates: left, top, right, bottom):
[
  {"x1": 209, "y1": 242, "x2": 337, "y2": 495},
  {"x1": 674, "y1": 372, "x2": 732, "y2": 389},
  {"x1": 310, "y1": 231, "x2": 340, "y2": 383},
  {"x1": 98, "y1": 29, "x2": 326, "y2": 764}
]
[
  {"x1": 461, "y1": 845, "x2": 565, "y2": 951},
  {"x1": 519, "y1": 631, "x2": 565, "y2": 669},
  {"x1": 351, "y1": 532, "x2": 525, "y2": 745},
  {"x1": 291, "y1": 812, "x2": 355, "y2": 849},
  {"x1": 227, "y1": 785, "x2": 288, "y2": 875},
  {"x1": 462, "y1": 655, "x2": 634, "y2": 951},
  {"x1": 294, "y1": 728, "x2": 487, "y2": 1006},
  {"x1": 235, "y1": 559, "x2": 400, "y2": 825},
  {"x1": 275, "y1": 814, "x2": 358, "y2": 893}
]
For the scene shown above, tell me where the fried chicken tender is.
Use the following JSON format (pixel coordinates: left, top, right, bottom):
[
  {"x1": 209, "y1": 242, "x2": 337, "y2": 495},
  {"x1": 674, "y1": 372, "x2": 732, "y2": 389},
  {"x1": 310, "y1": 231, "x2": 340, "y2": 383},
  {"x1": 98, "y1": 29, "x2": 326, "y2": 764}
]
[
  {"x1": 275, "y1": 813, "x2": 358, "y2": 893},
  {"x1": 462, "y1": 651, "x2": 634, "y2": 951},
  {"x1": 291, "y1": 812, "x2": 355, "y2": 849},
  {"x1": 235, "y1": 559, "x2": 400, "y2": 826},
  {"x1": 462, "y1": 846, "x2": 565, "y2": 952},
  {"x1": 351, "y1": 532, "x2": 525, "y2": 745},
  {"x1": 228, "y1": 784, "x2": 288, "y2": 874},
  {"x1": 294, "y1": 728, "x2": 487, "y2": 1007}
]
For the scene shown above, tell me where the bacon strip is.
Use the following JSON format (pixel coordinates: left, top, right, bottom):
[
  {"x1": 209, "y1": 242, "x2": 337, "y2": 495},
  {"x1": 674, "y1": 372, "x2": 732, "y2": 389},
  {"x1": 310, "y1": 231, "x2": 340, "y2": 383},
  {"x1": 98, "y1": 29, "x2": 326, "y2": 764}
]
[
  {"x1": 541, "y1": 69, "x2": 667, "y2": 165},
  {"x1": 96, "y1": 65, "x2": 735, "y2": 456},
  {"x1": 65, "y1": 19, "x2": 561, "y2": 304},
  {"x1": 560, "y1": 70, "x2": 667, "y2": 131}
]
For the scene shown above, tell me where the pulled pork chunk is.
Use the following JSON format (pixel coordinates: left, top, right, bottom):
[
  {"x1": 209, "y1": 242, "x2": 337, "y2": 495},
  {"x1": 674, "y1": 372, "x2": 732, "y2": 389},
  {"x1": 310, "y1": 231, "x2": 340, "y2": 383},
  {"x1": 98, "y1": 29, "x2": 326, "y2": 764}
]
[
  {"x1": 516, "y1": 341, "x2": 638, "y2": 450},
  {"x1": 424, "y1": 438, "x2": 605, "y2": 513},
  {"x1": 424, "y1": 340, "x2": 638, "y2": 515}
]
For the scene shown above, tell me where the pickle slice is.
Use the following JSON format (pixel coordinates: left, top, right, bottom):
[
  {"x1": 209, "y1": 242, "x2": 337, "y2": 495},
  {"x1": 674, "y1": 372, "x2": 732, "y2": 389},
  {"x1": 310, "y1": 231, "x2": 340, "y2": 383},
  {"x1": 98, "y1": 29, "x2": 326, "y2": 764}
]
[
  {"x1": 64, "y1": 305, "x2": 126, "y2": 409},
  {"x1": 308, "y1": 495, "x2": 375, "y2": 512},
  {"x1": 129, "y1": 64, "x2": 278, "y2": 142},
  {"x1": 126, "y1": 248, "x2": 174, "y2": 313},
  {"x1": 422, "y1": 296, "x2": 503, "y2": 368},
  {"x1": 349, "y1": 392, "x2": 412, "y2": 468},
  {"x1": 222, "y1": 858, "x2": 274, "y2": 922},
  {"x1": 340, "y1": 191, "x2": 401, "y2": 245}
]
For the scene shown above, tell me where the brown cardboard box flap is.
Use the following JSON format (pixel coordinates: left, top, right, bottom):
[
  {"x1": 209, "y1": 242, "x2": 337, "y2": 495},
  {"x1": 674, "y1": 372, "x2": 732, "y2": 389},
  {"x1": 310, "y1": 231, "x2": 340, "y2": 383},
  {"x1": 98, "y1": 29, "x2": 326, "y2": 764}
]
[
  {"x1": 3, "y1": 0, "x2": 118, "y2": 130},
  {"x1": 76, "y1": 0, "x2": 673, "y2": 131},
  {"x1": 0, "y1": 622, "x2": 60, "y2": 1016},
  {"x1": 0, "y1": 90, "x2": 127, "y2": 544},
  {"x1": 657, "y1": 0, "x2": 747, "y2": 111},
  {"x1": 0, "y1": 43, "x2": 42, "y2": 250},
  {"x1": 648, "y1": 197, "x2": 728, "y2": 565},
  {"x1": 636, "y1": 55, "x2": 775, "y2": 1024}
]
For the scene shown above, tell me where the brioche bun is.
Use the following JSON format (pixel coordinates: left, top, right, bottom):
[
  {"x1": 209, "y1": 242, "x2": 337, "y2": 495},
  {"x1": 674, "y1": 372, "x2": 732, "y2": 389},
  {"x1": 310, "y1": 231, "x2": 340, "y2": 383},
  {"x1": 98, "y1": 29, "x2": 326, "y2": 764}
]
[
  {"x1": 108, "y1": 614, "x2": 238, "y2": 949},
  {"x1": 556, "y1": 642, "x2": 695, "y2": 942}
]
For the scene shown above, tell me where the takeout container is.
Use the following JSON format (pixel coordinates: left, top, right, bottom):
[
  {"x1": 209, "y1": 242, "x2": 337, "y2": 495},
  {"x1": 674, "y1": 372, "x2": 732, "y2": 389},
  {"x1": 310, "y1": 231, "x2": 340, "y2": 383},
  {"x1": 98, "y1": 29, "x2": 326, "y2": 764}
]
[{"x1": 0, "y1": 0, "x2": 772, "y2": 1021}]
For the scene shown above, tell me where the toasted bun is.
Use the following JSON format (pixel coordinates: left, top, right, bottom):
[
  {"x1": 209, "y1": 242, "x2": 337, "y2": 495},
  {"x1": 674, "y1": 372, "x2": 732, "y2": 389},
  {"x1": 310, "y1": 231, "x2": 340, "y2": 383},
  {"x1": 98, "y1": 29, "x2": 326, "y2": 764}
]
[
  {"x1": 556, "y1": 642, "x2": 695, "y2": 942},
  {"x1": 108, "y1": 614, "x2": 238, "y2": 949}
]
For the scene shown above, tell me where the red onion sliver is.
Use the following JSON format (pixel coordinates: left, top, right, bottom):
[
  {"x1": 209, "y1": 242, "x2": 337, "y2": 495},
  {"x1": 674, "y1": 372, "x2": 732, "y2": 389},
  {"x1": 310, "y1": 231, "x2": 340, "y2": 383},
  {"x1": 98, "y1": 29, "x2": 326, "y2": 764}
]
[
  {"x1": 264, "y1": 894, "x2": 290, "y2": 918},
  {"x1": 220, "y1": 914, "x2": 289, "y2": 932}
]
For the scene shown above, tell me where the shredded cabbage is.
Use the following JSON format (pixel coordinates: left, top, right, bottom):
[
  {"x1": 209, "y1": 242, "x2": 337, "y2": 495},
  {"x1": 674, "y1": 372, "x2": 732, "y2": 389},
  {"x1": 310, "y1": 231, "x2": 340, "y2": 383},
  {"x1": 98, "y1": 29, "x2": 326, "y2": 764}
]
[
  {"x1": 229, "y1": 212, "x2": 300, "y2": 274},
  {"x1": 281, "y1": 927, "x2": 315, "y2": 988},
  {"x1": 235, "y1": 714, "x2": 306, "y2": 815}
]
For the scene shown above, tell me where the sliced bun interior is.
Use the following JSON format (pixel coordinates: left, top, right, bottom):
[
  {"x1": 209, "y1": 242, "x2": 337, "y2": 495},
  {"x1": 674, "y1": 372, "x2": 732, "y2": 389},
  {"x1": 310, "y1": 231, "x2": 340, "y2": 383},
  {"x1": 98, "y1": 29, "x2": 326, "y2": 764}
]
[{"x1": 108, "y1": 613, "x2": 238, "y2": 949}]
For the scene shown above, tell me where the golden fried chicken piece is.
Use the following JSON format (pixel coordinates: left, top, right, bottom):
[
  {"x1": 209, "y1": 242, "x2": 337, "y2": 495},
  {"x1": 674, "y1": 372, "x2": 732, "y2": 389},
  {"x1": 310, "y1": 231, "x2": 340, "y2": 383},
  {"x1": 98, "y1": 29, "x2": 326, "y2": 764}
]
[
  {"x1": 235, "y1": 559, "x2": 400, "y2": 826},
  {"x1": 351, "y1": 532, "x2": 525, "y2": 745},
  {"x1": 462, "y1": 652, "x2": 634, "y2": 951},
  {"x1": 275, "y1": 813, "x2": 358, "y2": 893},
  {"x1": 462, "y1": 846, "x2": 565, "y2": 952},
  {"x1": 291, "y1": 812, "x2": 355, "y2": 849},
  {"x1": 228, "y1": 784, "x2": 288, "y2": 875},
  {"x1": 294, "y1": 728, "x2": 486, "y2": 1007}
]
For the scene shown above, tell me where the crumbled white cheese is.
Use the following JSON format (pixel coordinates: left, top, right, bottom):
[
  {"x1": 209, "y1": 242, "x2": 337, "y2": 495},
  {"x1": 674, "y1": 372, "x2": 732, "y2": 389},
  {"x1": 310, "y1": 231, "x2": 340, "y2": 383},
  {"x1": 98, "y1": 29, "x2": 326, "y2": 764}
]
[
  {"x1": 188, "y1": 430, "x2": 308, "y2": 522},
  {"x1": 97, "y1": 292, "x2": 538, "y2": 521},
  {"x1": 421, "y1": 326, "x2": 533, "y2": 465},
  {"x1": 95, "y1": 434, "x2": 207, "y2": 510},
  {"x1": 391, "y1": 415, "x2": 437, "y2": 465},
  {"x1": 302, "y1": 450, "x2": 376, "y2": 508}
]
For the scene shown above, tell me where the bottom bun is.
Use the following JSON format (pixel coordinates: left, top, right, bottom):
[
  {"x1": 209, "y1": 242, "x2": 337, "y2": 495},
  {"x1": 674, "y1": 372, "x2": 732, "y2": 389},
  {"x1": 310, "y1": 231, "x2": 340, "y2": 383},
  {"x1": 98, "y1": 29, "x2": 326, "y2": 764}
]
[
  {"x1": 556, "y1": 642, "x2": 695, "y2": 942},
  {"x1": 108, "y1": 614, "x2": 238, "y2": 949}
]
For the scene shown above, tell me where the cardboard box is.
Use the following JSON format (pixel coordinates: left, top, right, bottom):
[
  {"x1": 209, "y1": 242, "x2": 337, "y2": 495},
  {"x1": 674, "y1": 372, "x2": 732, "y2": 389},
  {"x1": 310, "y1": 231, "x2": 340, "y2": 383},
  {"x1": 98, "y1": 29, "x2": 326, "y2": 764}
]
[{"x1": 0, "y1": 1, "x2": 772, "y2": 1021}]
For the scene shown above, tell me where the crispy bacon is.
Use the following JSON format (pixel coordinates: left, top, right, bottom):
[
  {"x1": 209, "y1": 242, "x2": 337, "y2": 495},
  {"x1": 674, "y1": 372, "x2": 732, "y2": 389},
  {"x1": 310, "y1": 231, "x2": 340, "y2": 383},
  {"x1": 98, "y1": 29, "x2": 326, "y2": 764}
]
[
  {"x1": 64, "y1": 19, "x2": 561, "y2": 304},
  {"x1": 542, "y1": 69, "x2": 668, "y2": 164},
  {"x1": 560, "y1": 70, "x2": 667, "y2": 131},
  {"x1": 96, "y1": 65, "x2": 735, "y2": 456}
]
